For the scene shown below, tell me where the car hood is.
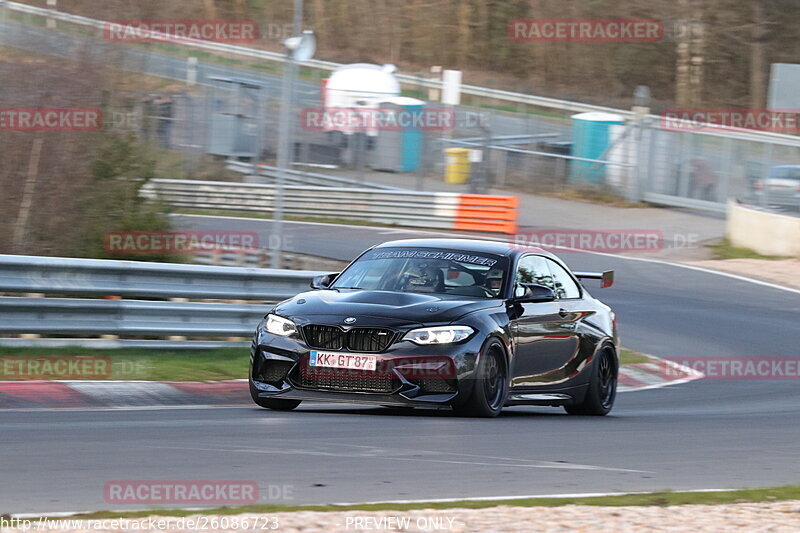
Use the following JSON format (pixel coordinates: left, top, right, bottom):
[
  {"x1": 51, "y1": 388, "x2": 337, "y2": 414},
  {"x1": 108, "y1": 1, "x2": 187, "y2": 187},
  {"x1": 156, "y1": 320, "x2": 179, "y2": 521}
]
[{"x1": 274, "y1": 289, "x2": 502, "y2": 326}]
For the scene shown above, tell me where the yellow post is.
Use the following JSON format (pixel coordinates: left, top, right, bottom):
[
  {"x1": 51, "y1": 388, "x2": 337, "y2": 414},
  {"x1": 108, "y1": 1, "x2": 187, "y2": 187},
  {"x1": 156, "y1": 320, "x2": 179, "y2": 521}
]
[{"x1": 444, "y1": 148, "x2": 471, "y2": 184}]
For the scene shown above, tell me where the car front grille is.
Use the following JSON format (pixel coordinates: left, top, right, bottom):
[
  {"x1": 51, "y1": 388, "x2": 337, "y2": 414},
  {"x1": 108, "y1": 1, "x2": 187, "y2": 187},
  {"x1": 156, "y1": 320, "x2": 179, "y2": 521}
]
[
  {"x1": 302, "y1": 324, "x2": 345, "y2": 349},
  {"x1": 294, "y1": 358, "x2": 396, "y2": 393},
  {"x1": 303, "y1": 325, "x2": 396, "y2": 353},
  {"x1": 347, "y1": 327, "x2": 395, "y2": 352}
]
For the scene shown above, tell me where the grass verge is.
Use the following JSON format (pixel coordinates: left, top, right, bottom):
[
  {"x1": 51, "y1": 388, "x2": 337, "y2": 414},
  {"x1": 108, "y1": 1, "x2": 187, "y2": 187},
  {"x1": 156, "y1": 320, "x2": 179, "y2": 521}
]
[
  {"x1": 0, "y1": 347, "x2": 247, "y2": 381},
  {"x1": 619, "y1": 348, "x2": 651, "y2": 365},
  {"x1": 705, "y1": 239, "x2": 787, "y2": 260},
  {"x1": 0, "y1": 347, "x2": 651, "y2": 382},
  {"x1": 537, "y1": 187, "x2": 650, "y2": 208},
  {"x1": 57, "y1": 485, "x2": 800, "y2": 519}
]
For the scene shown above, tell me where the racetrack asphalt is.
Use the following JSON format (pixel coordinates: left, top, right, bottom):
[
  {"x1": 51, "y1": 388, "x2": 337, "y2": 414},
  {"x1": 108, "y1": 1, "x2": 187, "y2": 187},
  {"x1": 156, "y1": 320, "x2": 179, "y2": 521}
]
[{"x1": 1, "y1": 217, "x2": 798, "y2": 514}]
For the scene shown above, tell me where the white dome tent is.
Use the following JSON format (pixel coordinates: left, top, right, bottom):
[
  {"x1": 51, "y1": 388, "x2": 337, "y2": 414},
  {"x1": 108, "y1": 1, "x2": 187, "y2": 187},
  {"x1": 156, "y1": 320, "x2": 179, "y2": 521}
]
[{"x1": 324, "y1": 63, "x2": 401, "y2": 137}]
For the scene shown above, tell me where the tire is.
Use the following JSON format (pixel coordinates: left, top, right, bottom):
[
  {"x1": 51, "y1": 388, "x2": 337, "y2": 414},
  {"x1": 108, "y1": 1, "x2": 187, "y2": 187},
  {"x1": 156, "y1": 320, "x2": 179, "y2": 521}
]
[
  {"x1": 452, "y1": 339, "x2": 508, "y2": 418},
  {"x1": 249, "y1": 380, "x2": 301, "y2": 411},
  {"x1": 565, "y1": 345, "x2": 617, "y2": 416}
]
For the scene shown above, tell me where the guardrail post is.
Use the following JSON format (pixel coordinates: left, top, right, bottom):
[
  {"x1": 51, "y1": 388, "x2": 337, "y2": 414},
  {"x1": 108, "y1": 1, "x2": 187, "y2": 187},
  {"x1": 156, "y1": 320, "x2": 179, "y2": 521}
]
[
  {"x1": 45, "y1": 0, "x2": 56, "y2": 28},
  {"x1": 187, "y1": 57, "x2": 198, "y2": 86},
  {"x1": 168, "y1": 298, "x2": 188, "y2": 341},
  {"x1": 720, "y1": 137, "x2": 734, "y2": 203}
]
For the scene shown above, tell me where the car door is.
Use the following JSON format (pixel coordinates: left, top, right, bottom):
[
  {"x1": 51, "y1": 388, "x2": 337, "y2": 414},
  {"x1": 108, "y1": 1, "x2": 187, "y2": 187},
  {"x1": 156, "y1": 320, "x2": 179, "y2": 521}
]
[{"x1": 509, "y1": 254, "x2": 582, "y2": 387}]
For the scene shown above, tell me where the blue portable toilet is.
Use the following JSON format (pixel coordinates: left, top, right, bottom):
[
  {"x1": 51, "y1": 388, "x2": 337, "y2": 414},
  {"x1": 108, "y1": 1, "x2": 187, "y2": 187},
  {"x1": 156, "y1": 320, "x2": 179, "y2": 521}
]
[
  {"x1": 569, "y1": 112, "x2": 625, "y2": 185},
  {"x1": 372, "y1": 97, "x2": 425, "y2": 172}
]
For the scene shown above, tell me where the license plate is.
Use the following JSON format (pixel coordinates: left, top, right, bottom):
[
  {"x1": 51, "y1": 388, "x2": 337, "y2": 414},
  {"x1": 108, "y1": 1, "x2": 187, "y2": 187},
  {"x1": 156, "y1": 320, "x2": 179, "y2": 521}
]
[{"x1": 309, "y1": 351, "x2": 377, "y2": 371}]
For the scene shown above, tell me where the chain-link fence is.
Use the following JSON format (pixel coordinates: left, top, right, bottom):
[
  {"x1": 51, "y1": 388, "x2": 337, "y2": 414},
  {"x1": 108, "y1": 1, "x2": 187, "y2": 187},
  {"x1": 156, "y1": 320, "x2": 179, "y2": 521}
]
[{"x1": 2, "y1": 0, "x2": 799, "y2": 217}]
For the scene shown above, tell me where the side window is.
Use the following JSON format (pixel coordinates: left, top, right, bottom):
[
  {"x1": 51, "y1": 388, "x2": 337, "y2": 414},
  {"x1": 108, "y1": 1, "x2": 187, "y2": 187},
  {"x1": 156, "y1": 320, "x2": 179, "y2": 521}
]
[
  {"x1": 515, "y1": 255, "x2": 554, "y2": 290},
  {"x1": 546, "y1": 260, "x2": 581, "y2": 299}
]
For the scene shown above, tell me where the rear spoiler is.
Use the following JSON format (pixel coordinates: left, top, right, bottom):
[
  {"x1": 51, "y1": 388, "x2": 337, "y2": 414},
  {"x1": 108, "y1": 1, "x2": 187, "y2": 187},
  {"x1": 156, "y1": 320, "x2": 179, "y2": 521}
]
[{"x1": 574, "y1": 270, "x2": 615, "y2": 288}]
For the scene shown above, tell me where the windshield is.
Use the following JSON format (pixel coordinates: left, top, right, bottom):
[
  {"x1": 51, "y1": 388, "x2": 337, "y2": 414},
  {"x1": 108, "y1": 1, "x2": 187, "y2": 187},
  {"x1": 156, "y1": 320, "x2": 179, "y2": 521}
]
[
  {"x1": 769, "y1": 167, "x2": 800, "y2": 181},
  {"x1": 331, "y1": 247, "x2": 508, "y2": 299}
]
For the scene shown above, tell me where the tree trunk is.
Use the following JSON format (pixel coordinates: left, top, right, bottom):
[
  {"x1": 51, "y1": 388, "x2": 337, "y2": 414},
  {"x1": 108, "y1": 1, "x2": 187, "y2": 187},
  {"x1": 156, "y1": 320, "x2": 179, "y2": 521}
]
[
  {"x1": 202, "y1": 0, "x2": 217, "y2": 19},
  {"x1": 750, "y1": 0, "x2": 768, "y2": 108}
]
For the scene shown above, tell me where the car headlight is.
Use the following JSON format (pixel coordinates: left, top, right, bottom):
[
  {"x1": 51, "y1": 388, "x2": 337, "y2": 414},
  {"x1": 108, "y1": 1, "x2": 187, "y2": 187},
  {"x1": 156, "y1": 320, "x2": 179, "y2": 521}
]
[
  {"x1": 403, "y1": 325, "x2": 474, "y2": 345},
  {"x1": 264, "y1": 314, "x2": 297, "y2": 337}
]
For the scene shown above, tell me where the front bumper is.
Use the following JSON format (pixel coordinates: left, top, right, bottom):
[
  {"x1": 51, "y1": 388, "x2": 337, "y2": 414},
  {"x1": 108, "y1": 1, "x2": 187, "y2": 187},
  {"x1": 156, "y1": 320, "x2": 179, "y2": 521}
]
[{"x1": 250, "y1": 325, "x2": 485, "y2": 406}]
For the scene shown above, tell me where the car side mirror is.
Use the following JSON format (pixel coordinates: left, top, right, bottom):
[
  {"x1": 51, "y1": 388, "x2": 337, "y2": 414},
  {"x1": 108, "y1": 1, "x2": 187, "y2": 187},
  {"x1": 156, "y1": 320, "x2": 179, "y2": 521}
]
[
  {"x1": 513, "y1": 283, "x2": 555, "y2": 303},
  {"x1": 310, "y1": 272, "x2": 339, "y2": 289}
]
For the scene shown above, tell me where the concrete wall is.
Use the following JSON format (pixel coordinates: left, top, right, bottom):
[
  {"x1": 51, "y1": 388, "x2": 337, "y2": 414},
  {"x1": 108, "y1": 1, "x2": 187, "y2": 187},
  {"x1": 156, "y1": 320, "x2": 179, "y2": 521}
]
[{"x1": 727, "y1": 201, "x2": 800, "y2": 257}]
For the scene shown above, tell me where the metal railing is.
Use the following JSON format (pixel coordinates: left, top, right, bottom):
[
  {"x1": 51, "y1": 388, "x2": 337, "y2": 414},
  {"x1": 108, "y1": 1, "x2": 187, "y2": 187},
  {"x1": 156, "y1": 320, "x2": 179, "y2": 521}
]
[
  {"x1": 0, "y1": 254, "x2": 319, "y2": 299},
  {"x1": 142, "y1": 179, "x2": 461, "y2": 227},
  {"x1": 142, "y1": 179, "x2": 519, "y2": 233},
  {"x1": 0, "y1": 297, "x2": 267, "y2": 336},
  {"x1": 225, "y1": 160, "x2": 403, "y2": 190},
  {"x1": 0, "y1": 254, "x2": 322, "y2": 338}
]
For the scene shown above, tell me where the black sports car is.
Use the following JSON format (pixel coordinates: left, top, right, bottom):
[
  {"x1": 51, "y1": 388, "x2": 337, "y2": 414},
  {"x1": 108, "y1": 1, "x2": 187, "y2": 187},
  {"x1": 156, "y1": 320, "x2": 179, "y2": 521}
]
[{"x1": 250, "y1": 238, "x2": 619, "y2": 417}]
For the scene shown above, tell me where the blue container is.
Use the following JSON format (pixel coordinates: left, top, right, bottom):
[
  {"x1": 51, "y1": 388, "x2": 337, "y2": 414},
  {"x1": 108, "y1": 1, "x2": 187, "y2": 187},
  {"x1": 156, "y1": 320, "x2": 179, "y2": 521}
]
[
  {"x1": 569, "y1": 112, "x2": 624, "y2": 185},
  {"x1": 373, "y1": 97, "x2": 425, "y2": 172}
]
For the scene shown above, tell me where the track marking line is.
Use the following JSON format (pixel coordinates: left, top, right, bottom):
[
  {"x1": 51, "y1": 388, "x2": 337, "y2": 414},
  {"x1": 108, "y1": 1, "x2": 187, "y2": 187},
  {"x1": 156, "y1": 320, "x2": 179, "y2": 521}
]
[
  {"x1": 325, "y1": 487, "x2": 741, "y2": 507},
  {"x1": 139, "y1": 443, "x2": 651, "y2": 473},
  {"x1": 173, "y1": 215, "x2": 800, "y2": 295}
]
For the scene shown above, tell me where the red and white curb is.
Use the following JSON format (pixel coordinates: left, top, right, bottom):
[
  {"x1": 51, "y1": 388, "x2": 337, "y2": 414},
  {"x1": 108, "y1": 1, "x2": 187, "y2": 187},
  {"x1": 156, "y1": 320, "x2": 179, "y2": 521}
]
[
  {"x1": 0, "y1": 358, "x2": 702, "y2": 409},
  {"x1": 0, "y1": 380, "x2": 249, "y2": 409},
  {"x1": 618, "y1": 356, "x2": 705, "y2": 392}
]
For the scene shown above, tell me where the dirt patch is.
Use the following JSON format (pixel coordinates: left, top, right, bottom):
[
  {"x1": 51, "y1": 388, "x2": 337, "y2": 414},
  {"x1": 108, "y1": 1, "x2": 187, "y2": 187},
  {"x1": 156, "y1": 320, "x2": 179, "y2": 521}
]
[
  {"x1": 10, "y1": 501, "x2": 800, "y2": 532},
  {"x1": 684, "y1": 258, "x2": 800, "y2": 290}
]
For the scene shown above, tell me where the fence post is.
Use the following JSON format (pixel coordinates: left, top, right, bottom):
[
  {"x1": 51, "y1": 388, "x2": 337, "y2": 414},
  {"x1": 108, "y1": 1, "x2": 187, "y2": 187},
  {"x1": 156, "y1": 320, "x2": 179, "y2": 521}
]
[
  {"x1": 186, "y1": 57, "x2": 198, "y2": 86},
  {"x1": 719, "y1": 137, "x2": 734, "y2": 203},
  {"x1": 46, "y1": 0, "x2": 57, "y2": 29}
]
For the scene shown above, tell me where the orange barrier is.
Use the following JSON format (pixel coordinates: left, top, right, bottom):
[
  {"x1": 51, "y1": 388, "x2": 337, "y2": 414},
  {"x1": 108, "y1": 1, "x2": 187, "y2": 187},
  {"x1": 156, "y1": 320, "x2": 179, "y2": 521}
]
[{"x1": 454, "y1": 194, "x2": 519, "y2": 234}]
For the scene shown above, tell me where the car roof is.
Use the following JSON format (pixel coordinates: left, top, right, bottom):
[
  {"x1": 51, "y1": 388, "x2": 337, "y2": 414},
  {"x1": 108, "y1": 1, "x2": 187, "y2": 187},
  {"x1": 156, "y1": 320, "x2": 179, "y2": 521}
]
[{"x1": 373, "y1": 238, "x2": 551, "y2": 258}]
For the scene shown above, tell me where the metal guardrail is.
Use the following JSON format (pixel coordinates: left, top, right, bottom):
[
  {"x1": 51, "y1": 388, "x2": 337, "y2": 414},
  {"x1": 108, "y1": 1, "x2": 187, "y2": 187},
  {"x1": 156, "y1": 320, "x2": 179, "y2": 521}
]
[
  {"x1": 0, "y1": 254, "x2": 323, "y2": 338},
  {"x1": 642, "y1": 192, "x2": 728, "y2": 214},
  {"x1": 142, "y1": 179, "x2": 519, "y2": 233},
  {"x1": 0, "y1": 254, "x2": 320, "y2": 300},
  {"x1": 225, "y1": 160, "x2": 404, "y2": 190},
  {"x1": 0, "y1": 297, "x2": 266, "y2": 336}
]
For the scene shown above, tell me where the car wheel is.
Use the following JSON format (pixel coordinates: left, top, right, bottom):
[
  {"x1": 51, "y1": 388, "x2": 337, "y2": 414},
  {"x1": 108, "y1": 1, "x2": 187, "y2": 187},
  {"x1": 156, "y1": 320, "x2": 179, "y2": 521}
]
[
  {"x1": 249, "y1": 380, "x2": 301, "y2": 411},
  {"x1": 565, "y1": 345, "x2": 617, "y2": 416},
  {"x1": 453, "y1": 339, "x2": 508, "y2": 418}
]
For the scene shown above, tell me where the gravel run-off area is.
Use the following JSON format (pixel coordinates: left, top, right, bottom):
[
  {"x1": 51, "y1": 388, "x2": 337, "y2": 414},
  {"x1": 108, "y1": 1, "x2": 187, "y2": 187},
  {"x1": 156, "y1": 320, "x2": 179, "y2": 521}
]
[
  {"x1": 6, "y1": 501, "x2": 800, "y2": 533},
  {"x1": 684, "y1": 258, "x2": 800, "y2": 290}
]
